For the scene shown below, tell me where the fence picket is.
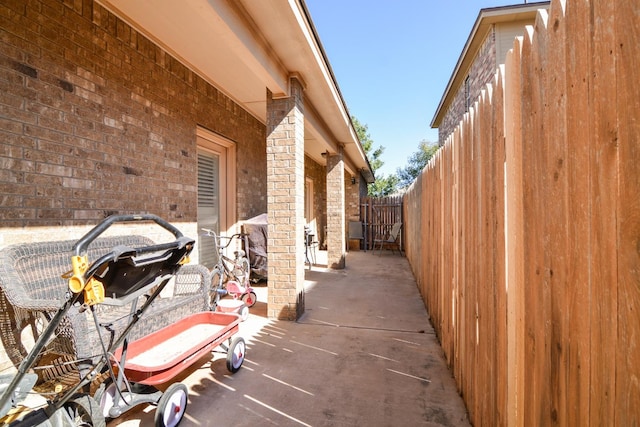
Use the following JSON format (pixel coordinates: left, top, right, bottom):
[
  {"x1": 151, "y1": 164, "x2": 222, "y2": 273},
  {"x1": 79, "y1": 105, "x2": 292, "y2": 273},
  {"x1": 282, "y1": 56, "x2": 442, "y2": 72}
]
[
  {"x1": 615, "y1": 0, "x2": 640, "y2": 423},
  {"x1": 564, "y1": 0, "x2": 593, "y2": 424},
  {"x1": 491, "y1": 68, "x2": 507, "y2": 426},
  {"x1": 504, "y1": 36, "x2": 525, "y2": 427},
  {"x1": 542, "y1": 3, "x2": 571, "y2": 424}
]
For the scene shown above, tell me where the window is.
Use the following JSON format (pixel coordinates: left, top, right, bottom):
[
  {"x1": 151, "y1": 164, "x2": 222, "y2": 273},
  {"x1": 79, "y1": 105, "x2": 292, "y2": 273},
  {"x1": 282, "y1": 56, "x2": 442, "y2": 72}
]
[
  {"x1": 464, "y1": 76, "x2": 471, "y2": 113},
  {"x1": 197, "y1": 128, "x2": 236, "y2": 269},
  {"x1": 198, "y1": 150, "x2": 220, "y2": 269}
]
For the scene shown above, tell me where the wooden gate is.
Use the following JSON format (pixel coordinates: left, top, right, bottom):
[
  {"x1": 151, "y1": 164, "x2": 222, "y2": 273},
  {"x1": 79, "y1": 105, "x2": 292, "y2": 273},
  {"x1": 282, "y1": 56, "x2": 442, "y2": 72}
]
[{"x1": 359, "y1": 195, "x2": 403, "y2": 251}]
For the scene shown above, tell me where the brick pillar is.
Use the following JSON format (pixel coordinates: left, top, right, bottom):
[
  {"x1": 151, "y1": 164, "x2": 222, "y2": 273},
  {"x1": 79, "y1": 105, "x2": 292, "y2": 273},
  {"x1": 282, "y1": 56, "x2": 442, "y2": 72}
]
[
  {"x1": 266, "y1": 78, "x2": 305, "y2": 320},
  {"x1": 326, "y1": 149, "x2": 346, "y2": 268}
]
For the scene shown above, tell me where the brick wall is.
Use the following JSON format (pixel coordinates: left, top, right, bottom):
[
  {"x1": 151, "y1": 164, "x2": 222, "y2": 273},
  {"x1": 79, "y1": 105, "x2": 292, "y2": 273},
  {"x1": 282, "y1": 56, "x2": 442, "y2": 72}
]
[
  {"x1": 304, "y1": 157, "x2": 361, "y2": 251},
  {"x1": 326, "y1": 152, "x2": 345, "y2": 268},
  {"x1": 345, "y1": 171, "x2": 360, "y2": 223},
  {"x1": 439, "y1": 28, "x2": 497, "y2": 145},
  {"x1": 0, "y1": 0, "x2": 265, "y2": 245},
  {"x1": 266, "y1": 80, "x2": 306, "y2": 320}
]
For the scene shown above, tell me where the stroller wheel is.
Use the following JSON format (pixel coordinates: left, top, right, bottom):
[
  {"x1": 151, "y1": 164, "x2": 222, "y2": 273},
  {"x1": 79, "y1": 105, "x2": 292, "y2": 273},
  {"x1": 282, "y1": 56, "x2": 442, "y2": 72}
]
[
  {"x1": 226, "y1": 337, "x2": 246, "y2": 373},
  {"x1": 241, "y1": 291, "x2": 257, "y2": 308},
  {"x1": 155, "y1": 382, "x2": 188, "y2": 427},
  {"x1": 63, "y1": 394, "x2": 106, "y2": 427},
  {"x1": 95, "y1": 380, "x2": 130, "y2": 420}
]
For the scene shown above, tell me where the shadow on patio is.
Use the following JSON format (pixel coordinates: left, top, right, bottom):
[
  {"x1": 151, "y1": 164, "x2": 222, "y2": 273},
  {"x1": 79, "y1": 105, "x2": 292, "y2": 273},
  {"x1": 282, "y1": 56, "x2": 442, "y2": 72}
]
[{"x1": 110, "y1": 250, "x2": 470, "y2": 426}]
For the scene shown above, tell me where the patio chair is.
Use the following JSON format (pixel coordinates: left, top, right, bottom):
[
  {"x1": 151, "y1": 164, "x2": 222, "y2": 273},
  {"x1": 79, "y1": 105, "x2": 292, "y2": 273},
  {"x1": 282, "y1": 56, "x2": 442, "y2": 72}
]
[
  {"x1": 373, "y1": 222, "x2": 403, "y2": 255},
  {"x1": 348, "y1": 221, "x2": 365, "y2": 251}
]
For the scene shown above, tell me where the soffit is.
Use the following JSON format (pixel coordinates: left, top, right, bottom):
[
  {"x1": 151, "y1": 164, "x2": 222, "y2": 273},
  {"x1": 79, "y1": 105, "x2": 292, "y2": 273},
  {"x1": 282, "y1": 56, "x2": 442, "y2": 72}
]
[{"x1": 97, "y1": 0, "x2": 373, "y2": 181}]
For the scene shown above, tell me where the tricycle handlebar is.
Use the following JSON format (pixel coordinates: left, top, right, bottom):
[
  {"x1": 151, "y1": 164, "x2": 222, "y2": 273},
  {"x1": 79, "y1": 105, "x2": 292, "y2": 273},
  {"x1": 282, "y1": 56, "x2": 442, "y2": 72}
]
[{"x1": 201, "y1": 228, "x2": 247, "y2": 250}]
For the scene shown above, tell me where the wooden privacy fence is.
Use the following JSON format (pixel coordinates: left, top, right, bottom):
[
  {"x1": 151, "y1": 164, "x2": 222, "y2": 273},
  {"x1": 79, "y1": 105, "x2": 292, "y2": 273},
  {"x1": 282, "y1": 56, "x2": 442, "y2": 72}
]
[
  {"x1": 358, "y1": 195, "x2": 403, "y2": 250},
  {"x1": 403, "y1": 0, "x2": 639, "y2": 425}
]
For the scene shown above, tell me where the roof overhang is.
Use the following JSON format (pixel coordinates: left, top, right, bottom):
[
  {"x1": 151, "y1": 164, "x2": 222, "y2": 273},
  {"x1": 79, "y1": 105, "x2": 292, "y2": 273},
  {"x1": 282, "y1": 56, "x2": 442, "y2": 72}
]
[
  {"x1": 97, "y1": 0, "x2": 374, "y2": 183},
  {"x1": 430, "y1": 2, "x2": 550, "y2": 129}
]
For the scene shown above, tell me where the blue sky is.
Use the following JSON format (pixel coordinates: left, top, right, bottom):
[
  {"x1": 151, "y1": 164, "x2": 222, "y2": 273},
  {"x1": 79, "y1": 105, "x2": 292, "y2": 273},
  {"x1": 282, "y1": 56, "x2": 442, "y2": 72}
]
[{"x1": 305, "y1": 0, "x2": 546, "y2": 176}]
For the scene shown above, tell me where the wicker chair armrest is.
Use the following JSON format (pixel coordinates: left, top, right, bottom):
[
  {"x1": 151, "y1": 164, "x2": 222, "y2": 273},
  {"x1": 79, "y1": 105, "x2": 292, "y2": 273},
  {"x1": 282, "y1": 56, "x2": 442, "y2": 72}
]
[
  {"x1": 0, "y1": 266, "x2": 67, "y2": 312},
  {"x1": 8, "y1": 298, "x2": 67, "y2": 312}
]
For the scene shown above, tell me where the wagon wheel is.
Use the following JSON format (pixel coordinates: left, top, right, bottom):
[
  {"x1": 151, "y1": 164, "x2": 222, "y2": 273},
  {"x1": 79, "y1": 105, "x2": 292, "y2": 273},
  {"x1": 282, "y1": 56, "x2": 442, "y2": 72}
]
[
  {"x1": 62, "y1": 394, "x2": 106, "y2": 427},
  {"x1": 154, "y1": 382, "x2": 188, "y2": 427},
  {"x1": 226, "y1": 337, "x2": 246, "y2": 373}
]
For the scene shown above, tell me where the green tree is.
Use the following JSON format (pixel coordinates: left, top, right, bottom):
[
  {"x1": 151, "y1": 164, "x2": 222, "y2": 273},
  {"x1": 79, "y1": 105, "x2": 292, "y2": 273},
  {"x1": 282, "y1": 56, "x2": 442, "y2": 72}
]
[
  {"x1": 368, "y1": 174, "x2": 400, "y2": 197},
  {"x1": 352, "y1": 116, "x2": 399, "y2": 196},
  {"x1": 352, "y1": 117, "x2": 383, "y2": 172},
  {"x1": 396, "y1": 140, "x2": 439, "y2": 189}
]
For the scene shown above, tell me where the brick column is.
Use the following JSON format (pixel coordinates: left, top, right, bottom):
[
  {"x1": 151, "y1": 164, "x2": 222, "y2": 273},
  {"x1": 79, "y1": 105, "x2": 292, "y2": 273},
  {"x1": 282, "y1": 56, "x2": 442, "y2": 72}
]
[
  {"x1": 266, "y1": 78, "x2": 305, "y2": 320},
  {"x1": 326, "y1": 149, "x2": 346, "y2": 268}
]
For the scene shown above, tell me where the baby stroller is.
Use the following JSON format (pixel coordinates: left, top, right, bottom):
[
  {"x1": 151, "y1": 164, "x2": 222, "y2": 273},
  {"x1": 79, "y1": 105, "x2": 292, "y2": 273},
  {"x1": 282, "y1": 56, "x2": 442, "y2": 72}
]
[{"x1": 0, "y1": 214, "x2": 245, "y2": 426}]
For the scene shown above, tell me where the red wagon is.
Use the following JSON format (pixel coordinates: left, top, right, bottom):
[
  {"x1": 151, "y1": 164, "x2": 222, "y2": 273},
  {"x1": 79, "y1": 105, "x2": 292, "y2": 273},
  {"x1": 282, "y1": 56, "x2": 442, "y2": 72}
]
[{"x1": 102, "y1": 311, "x2": 245, "y2": 426}]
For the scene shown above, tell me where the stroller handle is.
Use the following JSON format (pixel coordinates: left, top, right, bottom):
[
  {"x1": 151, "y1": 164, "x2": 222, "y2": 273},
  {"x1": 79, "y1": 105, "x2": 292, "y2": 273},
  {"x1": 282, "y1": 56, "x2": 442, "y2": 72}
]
[{"x1": 72, "y1": 214, "x2": 184, "y2": 257}]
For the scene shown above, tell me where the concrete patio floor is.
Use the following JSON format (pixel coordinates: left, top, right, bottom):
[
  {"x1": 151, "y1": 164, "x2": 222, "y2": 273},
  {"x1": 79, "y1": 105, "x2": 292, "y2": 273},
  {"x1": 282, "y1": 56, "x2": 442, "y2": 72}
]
[{"x1": 109, "y1": 250, "x2": 471, "y2": 426}]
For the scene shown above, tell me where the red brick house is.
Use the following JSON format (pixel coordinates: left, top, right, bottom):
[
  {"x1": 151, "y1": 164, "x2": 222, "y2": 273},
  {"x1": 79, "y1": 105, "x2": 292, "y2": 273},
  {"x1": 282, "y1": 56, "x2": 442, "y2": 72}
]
[
  {"x1": 0, "y1": 0, "x2": 374, "y2": 320},
  {"x1": 431, "y1": 2, "x2": 550, "y2": 145}
]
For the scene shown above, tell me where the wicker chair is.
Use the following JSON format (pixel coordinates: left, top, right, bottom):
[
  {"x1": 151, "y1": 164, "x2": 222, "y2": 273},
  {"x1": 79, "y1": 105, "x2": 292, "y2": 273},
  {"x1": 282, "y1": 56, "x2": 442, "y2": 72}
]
[{"x1": 0, "y1": 236, "x2": 210, "y2": 390}]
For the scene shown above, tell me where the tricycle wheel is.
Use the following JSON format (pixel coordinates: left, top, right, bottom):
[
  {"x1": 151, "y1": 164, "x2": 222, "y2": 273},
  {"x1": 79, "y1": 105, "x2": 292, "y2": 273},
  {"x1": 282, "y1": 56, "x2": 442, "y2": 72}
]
[
  {"x1": 62, "y1": 394, "x2": 105, "y2": 427},
  {"x1": 210, "y1": 268, "x2": 224, "y2": 309},
  {"x1": 238, "y1": 257, "x2": 251, "y2": 287},
  {"x1": 154, "y1": 382, "x2": 188, "y2": 427},
  {"x1": 226, "y1": 337, "x2": 246, "y2": 373},
  {"x1": 241, "y1": 291, "x2": 257, "y2": 308}
]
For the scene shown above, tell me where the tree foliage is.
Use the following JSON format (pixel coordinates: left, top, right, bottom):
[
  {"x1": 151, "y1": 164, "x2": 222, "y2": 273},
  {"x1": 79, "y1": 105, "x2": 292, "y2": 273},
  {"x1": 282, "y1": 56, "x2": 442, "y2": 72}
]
[
  {"x1": 396, "y1": 140, "x2": 439, "y2": 189},
  {"x1": 352, "y1": 117, "x2": 384, "y2": 173},
  {"x1": 352, "y1": 116, "x2": 438, "y2": 197},
  {"x1": 352, "y1": 116, "x2": 396, "y2": 196},
  {"x1": 368, "y1": 174, "x2": 400, "y2": 197}
]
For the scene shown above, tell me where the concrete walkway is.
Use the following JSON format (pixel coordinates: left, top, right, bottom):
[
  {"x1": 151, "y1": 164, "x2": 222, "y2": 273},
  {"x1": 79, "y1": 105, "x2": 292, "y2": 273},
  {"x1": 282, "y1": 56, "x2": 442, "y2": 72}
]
[{"x1": 110, "y1": 250, "x2": 470, "y2": 426}]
